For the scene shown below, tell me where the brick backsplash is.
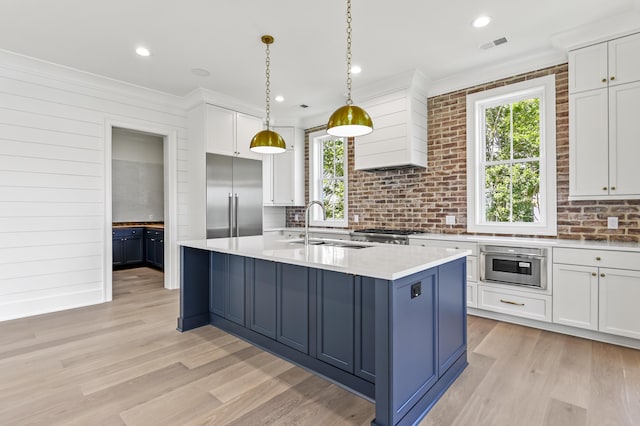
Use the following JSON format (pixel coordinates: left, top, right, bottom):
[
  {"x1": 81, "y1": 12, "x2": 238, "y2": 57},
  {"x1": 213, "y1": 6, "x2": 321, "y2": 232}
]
[{"x1": 286, "y1": 64, "x2": 639, "y2": 243}]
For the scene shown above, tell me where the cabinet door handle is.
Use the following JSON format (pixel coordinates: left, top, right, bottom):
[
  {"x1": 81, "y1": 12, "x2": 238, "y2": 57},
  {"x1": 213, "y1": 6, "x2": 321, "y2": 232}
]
[
  {"x1": 601, "y1": 78, "x2": 607, "y2": 83},
  {"x1": 500, "y1": 299, "x2": 525, "y2": 306},
  {"x1": 610, "y1": 76, "x2": 616, "y2": 81},
  {"x1": 611, "y1": 186, "x2": 616, "y2": 190},
  {"x1": 592, "y1": 272, "x2": 597, "y2": 276},
  {"x1": 600, "y1": 273, "x2": 606, "y2": 277},
  {"x1": 603, "y1": 187, "x2": 608, "y2": 191}
]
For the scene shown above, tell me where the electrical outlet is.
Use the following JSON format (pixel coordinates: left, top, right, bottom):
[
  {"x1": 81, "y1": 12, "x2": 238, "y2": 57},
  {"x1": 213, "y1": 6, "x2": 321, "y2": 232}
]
[
  {"x1": 445, "y1": 215, "x2": 456, "y2": 225},
  {"x1": 607, "y1": 216, "x2": 619, "y2": 229},
  {"x1": 353, "y1": 214, "x2": 359, "y2": 223},
  {"x1": 294, "y1": 214, "x2": 299, "y2": 221}
]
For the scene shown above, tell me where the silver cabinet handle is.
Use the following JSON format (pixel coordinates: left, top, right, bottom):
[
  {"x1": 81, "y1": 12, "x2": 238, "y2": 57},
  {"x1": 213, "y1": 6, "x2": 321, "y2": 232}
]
[
  {"x1": 500, "y1": 299, "x2": 525, "y2": 306},
  {"x1": 235, "y1": 193, "x2": 239, "y2": 237},
  {"x1": 228, "y1": 193, "x2": 233, "y2": 237}
]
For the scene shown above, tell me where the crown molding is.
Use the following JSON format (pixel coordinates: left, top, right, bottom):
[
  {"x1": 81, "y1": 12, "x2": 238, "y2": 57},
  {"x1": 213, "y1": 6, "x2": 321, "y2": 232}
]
[
  {"x1": 427, "y1": 48, "x2": 567, "y2": 98},
  {"x1": 0, "y1": 48, "x2": 185, "y2": 115},
  {"x1": 550, "y1": 10, "x2": 640, "y2": 50},
  {"x1": 181, "y1": 87, "x2": 264, "y2": 118},
  {"x1": 352, "y1": 69, "x2": 430, "y2": 102}
]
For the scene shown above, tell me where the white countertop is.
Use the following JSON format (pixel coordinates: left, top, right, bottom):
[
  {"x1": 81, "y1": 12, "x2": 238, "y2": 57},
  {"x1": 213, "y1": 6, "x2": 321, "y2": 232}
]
[
  {"x1": 409, "y1": 233, "x2": 640, "y2": 252},
  {"x1": 180, "y1": 235, "x2": 470, "y2": 280}
]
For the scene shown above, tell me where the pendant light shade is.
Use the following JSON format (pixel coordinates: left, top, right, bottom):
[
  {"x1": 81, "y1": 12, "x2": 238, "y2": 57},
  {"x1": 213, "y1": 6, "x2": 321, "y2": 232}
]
[
  {"x1": 250, "y1": 35, "x2": 286, "y2": 154},
  {"x1": 250, "y1": 129, "x2": 286, "y2": 154},
  {"x1": 326, "y1": 0, "x2": 373, "y2": 137},
  {"x1": 326, "y1": 104, "x2": 373, "y2": 137}
]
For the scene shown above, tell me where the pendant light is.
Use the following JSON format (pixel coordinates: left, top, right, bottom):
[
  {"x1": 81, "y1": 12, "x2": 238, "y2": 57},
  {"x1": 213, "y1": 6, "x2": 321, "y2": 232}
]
[
  {"x1": 250, "y1": 35, "x2": 286, "y2": 154},
  {"x1": 326, "y1": 0, "x2": 373, "y2": 137}
]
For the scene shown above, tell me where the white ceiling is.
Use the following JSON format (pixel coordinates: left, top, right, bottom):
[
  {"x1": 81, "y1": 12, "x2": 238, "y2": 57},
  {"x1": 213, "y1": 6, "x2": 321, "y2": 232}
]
[{"x1": 0, "y1": 0, "x2": 638, "y2": 121}]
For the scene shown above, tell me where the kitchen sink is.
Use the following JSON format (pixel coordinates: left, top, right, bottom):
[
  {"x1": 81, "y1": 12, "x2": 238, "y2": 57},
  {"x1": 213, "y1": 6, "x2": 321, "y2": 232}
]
[{"x1": 288, "y1": 239, "x2": 372, "y2": 249}]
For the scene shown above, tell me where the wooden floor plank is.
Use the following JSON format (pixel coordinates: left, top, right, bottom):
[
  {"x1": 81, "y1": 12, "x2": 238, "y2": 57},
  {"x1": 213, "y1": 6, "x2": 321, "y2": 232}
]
[{"x1": 0, "y1": 267, "x2": 639, "y2": 425}]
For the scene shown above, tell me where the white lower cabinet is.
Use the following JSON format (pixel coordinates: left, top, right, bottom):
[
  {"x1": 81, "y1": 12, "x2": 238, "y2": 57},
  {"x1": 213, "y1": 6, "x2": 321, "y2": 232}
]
[
  {"x1": 599, "y1": 268, "x2": 640, "y2": 339},
  {"x1": 466, "y1": 281, "x2": 477, "y2": 308},
  {"x1": 477, "y1": 285, "x2": 552, "y2": 322},
  {"x1": 553, "y1": 247, "x2": 640, "y2": 340},
  {"x1": 552, "y1": 264, "x2": 598, "y2": 330}
]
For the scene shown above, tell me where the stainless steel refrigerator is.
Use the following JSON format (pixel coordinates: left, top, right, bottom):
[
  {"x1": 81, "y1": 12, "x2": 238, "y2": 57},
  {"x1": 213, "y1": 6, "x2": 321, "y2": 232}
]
[{"x1": 206, "y1": 153, "x2": 263, "y2": 238}]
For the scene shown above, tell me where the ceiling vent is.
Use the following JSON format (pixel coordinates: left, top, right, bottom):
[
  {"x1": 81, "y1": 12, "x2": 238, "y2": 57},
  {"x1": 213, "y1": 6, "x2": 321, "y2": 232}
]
[{"x1": 480, "y1": 37, "x2": 508, "y2": 50}]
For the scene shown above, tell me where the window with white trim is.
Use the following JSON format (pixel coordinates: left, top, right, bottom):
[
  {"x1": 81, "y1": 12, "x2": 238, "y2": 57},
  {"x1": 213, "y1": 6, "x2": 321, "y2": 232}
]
[
  {"x1": 466, "y1": 75, "x2": 557, "y2": 236},
  {"x1": 309, "y1": 130, "x2": 348, "y2": 227}
]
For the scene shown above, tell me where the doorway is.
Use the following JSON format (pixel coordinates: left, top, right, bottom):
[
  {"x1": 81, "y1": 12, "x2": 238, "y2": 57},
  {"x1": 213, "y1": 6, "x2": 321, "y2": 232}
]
[{"x1": 105, "y1": 119, "x2": 179, "y2": 302}]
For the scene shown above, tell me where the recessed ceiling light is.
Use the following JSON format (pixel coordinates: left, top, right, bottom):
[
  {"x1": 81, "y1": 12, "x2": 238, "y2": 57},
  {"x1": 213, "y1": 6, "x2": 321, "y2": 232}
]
[
  {"x1": 350, "y1": 65, "x2": 362, "y2": 74},
  {"x1": 472, "y1": 15, "x2": 492, "y2": 28},
  {"x1": 191, "y1": 68, "x2": 210, "y2": 77},
  {"x1": 275, "y1": 95, "x2": 284, "y2": 102},
  {"x1": 136, "y1": 46, "x2": 151, "y2": 57}
]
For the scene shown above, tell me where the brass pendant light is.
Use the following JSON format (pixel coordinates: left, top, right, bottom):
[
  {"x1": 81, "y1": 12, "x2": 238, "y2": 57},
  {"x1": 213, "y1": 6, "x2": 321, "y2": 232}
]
[
  {"x1": 326, "y1": 0, "x2": 373, "y2": 137},
  {"x1": 250, "y1": 35, "x2": 286, "y2": 154}
]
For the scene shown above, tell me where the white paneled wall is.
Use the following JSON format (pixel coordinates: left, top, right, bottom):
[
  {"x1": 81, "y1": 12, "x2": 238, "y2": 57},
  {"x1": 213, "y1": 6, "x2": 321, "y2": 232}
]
[{"x1": 0, "y1": 51, "x2": 189, "y2": 321}]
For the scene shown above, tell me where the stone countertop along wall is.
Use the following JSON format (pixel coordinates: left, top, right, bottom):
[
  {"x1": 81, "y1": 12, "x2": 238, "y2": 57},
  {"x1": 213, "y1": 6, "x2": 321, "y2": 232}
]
[
  {"x1": 113, "y1": 222, "x2": 164, "y2": 229},
  {"x1": 286, "y1": 64, "x2": 639, "y2": 243}
]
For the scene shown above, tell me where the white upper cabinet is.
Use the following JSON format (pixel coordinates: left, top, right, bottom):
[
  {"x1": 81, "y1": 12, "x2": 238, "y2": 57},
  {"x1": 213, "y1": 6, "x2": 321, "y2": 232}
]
[
  {"x1": 608, "y1": 33, "x2": 640, "y2": 87},
  {"x1": 568, "y1": 42, "x2": 608, "y2": 93},
  {"x1": 608, "y1": 81, "x2": 640, "y2": 197},
  {"x1": 568, "y1": 32, "x2": 640, "y2": 199},
  {"x1": 235, "y1": 113, "x2": 264, "y2": 160},
  {"x1": 263, "y1": 126, "x2": 305, "y2": 206},
  {"x1": 568, "y1": 89, "x2": 609, "y2": 197},
  {"x1": 205, "y1": 104, "x2": 263, "y2": 161},
  {"x1": 569, "y1": 32, "x2": 640, "y2": 94}
]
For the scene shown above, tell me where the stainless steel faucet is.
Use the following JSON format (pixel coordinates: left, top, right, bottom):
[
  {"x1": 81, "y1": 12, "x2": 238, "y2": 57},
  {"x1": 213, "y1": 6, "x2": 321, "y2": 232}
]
[{"x1": 305, "y1": 200, "x2": 326, "y2": 245}]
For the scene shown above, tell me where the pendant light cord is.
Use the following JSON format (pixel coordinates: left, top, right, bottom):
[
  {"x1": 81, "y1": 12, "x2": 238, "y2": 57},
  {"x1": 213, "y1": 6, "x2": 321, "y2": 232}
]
[
  {"x1": 265, "y1": 41, "x2": 272, "y2": 129},
  {"x1": 346, "y1": 0, "x2": 353, "y2": 105}
]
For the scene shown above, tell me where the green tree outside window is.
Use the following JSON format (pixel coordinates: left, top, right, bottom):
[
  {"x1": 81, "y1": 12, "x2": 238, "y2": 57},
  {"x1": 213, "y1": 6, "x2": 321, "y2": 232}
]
[{"x1": 483, "y1": 98, "x2": 541, "y2": 223}]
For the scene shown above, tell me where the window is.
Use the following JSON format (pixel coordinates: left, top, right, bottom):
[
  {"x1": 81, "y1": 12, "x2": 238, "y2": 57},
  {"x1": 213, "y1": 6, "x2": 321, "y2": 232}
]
[
  {"x1": 466, "y1": 75, "x2": 557, "y2": 235},
  {"x1": 309, "y1": 130, "x2": 348, "y2": 227}
]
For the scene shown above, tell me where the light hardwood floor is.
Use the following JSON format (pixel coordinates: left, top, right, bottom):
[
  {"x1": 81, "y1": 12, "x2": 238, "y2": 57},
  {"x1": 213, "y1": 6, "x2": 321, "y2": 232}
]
[{"x1": 1, "y1": 267, "x2": 639, "y2": 425}]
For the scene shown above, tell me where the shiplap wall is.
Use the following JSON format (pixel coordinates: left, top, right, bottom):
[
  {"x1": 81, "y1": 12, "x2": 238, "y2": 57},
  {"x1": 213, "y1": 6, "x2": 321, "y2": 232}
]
[{"x1": 0, "y1": 50, "x2": 189, "y2": 321}]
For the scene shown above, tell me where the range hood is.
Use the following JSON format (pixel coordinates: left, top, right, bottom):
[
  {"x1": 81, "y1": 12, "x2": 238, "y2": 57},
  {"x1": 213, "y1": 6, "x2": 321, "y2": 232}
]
[{"x1": 353, "y1": 70, "x2": 429, "y2": 171}]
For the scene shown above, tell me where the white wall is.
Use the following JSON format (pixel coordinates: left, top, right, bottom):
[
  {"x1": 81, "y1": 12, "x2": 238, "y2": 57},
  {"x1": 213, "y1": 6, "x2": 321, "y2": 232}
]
[{"x1": 0, "y1": 50, "x2": 189, "y2": 321}]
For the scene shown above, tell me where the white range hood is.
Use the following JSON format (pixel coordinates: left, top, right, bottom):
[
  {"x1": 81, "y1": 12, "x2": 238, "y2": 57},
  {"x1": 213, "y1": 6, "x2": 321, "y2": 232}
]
[{"x1": 353, "y1": 70, "x2": 429, "y2": 171}]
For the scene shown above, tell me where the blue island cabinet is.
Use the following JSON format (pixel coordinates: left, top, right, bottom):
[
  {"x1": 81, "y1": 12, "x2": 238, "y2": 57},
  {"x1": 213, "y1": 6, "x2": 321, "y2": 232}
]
[
  {"x1": 178, "y1": 246, "x2": 467, "y2": 426},
  {"x1": 247, "y1": 260, "x2": 310, "y2": 354}
]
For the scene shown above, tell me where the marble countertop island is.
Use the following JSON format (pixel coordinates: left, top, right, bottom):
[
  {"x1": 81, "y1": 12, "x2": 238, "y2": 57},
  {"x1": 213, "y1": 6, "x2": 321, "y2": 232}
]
[{"x1": 179, "y1": 235, "x2": 470, "y2": 280}]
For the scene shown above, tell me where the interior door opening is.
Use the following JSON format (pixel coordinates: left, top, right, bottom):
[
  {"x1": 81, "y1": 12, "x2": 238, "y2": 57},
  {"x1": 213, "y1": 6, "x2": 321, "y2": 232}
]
[{"x1": 109, "y1": 126, "x2": 168, "y2": 298}]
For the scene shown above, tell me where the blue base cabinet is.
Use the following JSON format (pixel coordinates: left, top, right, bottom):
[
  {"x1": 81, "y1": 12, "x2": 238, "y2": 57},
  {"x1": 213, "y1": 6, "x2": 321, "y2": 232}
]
[
  {"x1": 277, "y1": 263, "x2": 310, "y2": 353},
  {"x1": 179, "y1": 249, "x2": 467, "y2": 426},
  {"x1": 209, "y1": 253, "x2": 245, "y2": 326},
  {"x1": 316, "y1": 270, "x2": 355, "y2": 373},
  {"x1": 144, "y1": 229, "x2": 164, "y2": 270},
  {"x1": 112, "y1": 227, "x2": 144, "y2": 266}
]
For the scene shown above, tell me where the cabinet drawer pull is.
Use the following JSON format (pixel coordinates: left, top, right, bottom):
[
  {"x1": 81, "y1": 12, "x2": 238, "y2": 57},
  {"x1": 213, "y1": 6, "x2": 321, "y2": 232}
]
[
  {"x1": 596, "y1": 256, "x2": 601, "y2": 261},
  {"x1": 500, "y1": 299, "x2": 525, "y2": 306}
]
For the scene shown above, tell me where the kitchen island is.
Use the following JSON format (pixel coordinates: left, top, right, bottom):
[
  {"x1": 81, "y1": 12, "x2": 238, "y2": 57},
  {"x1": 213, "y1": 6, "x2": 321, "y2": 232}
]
[{"x1": 178, "y1": 235, "x2": 469, "y2": 426}]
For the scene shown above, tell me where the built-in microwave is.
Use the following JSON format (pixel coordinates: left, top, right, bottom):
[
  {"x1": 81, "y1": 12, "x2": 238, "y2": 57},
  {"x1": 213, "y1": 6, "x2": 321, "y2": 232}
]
[{"x1": 480, "y1": 245, "x2": 548, "y2": 289}]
